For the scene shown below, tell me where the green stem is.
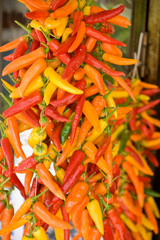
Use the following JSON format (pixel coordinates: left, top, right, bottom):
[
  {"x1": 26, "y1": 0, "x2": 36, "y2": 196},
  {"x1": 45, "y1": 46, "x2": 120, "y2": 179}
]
[
  {"x1": 40, "y1": 27, "x2": 51, "y2": 43},
  {"x1": 99, "y1": 169, "x2": 108, "y2": 179},
  {"x1": 98, "y1": 195, "x2": 112, "y2": 211},
  {"x1": 0, "y1": 177, "x2": 10, "y2": 188},
  {"x1": 15, "y1": 20, "x2": 31, "y2": 34},
  {"x1": 0, "y1": 121, "x2": 7, "y2": 138},
  {"x1": 8, "y1": 74, "x2": 16, "y2": 83},
  {"x1": 0, "y1": 93, "x2": 12, "y2": 106},
  {"x1": 31, "y1": 188, "x2": 48, "y2": 203},
  {"x1": 84, "y1": 172, "x2": 96, "y2": 182}
]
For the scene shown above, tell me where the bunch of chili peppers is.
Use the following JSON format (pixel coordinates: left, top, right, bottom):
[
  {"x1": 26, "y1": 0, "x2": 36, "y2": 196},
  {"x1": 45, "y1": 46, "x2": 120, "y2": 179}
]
[{"x1": 0, "y1": 0, "x2": 160, "y2": 239}]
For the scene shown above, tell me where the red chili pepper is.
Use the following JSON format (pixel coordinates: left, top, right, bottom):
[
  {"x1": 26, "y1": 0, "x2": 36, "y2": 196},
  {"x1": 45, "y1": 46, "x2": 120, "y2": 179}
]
[
  {"x1": 53, "y1": 123, "x2": 63, "y2": 152},
  {"x1": 138, "y1": 175, "x2": 151, "y2": 183},
  {"x1": 30, "y1": 40, "x2": 40, "y2": 52},
  {"x1": 86, "y1": 26, "x2": 126, "y2": 46},
  {"x1": 13, "y1": 41, "x2": 28, "y2": 79},
  {"x1": 40, "y1": 116, "x2": 55, "y2": 144},
  {"x1": 72, "y1": 11, "x2": 84, "y2": 36},
  {"x1": 63, "y1": 150, "x2": 85, "y2": 183},
  {"x1": 114, "y1": 98, "x2": 126, "y2": 105},
  {"x1": 136, "y1": 99, "x2": 160, "y2": 114},
  {"x1": 125, "y1": 146, "x2": 144, "y2": 167},
  {"x1": 45, "y1": 105, "x2": 71, "y2": 122},
  {"x1": 62, "y1": 44, "x2": 87, "y2": 80},
  {"x1": 0, "y1": 124, "x2": 14, "y2": 176},
  {"x1": 3, "y1": 91, "x2": 42, "y2": 118},
  {"x1": 119, "y1": 203, "x2": 137, "y2": 223},
  {"x1": 103, "y1": 218, "x2": 114, "y2": 240},
  {"x1": 61, "y1": 206, "x2": 70, "y2": 240},
  {"x1": 70, "y1": 94, "x2": 85, "y2": 145},
  {"x1": 143, "y1": 150, "x2": 159, "y2": 167},
  {"x1": 99, "y1": 22, "x2": 115, "y2": 35},
  {"x1": 140, "y1": 123, "x2": 151, "y2": 139},
  {"x1": 43, "y1": 190, "x2": 53, "y2": 207},
  {"x1": 4, "y1": 169, "x2": 26, "y2": 199},
  {"x1": 85, "y1": 53, "x2": 125, "y2": 77},
  {"x1": 0, "y1": 200, "x2": 5, "y2": 215},
  {"x1": 25, "y1": 10, "x2": 49, "y2": 20},
  {"x1": 35, "y1": 29, "x2": 47, "y2": 45},
  {"x1": 14, "y1": 155, "x2": 37, "y2": 173},
  {"x1": 49, "y1": 39, "x2": 71, "y2": 65},
  {"x1": 108, "y1": 208, "x2": 133, "y2": 240},
  {"x1": 94, "y1": 135, "x2": 111, "y2": 164},
  {"x1": 54, "y1": 35, "x2": 76, "y2": 56},
  {"x1": 114, "y1": 118, "x2": 126, "y2": 127},
  {"x1": 30, "y1": 29, "x2": 40, "y2": 41},
  {"x1": 141, "y1": 119, "x2": 155, "y2": 136},
  {"x1": 84, "y1": 5, "x2": 125, "y2": 24},
  {"x1": 129, "y1": 108, "x2": 136, "y2": 131},
  {"x1": 123, "y1": 183, "x2": 136, "y2": 193},
  {"x1": 22, "y1": 108, "x2": 40, "y2": 127},
  {"x1": 50, "y1": 79, "x2": 86, "y2": 107},
  {"x1": 140, "y1": 89, "x2": 160, "y2": 96},
  {"x1": 51, "y1": 0, "x2": 68, "y2": 11},
  {"x1": 28, "y1": 177, "x2": 40, "y2": 198},
  {"x1": 3, "y1": 53, "x2": 14, "y2": 61}
]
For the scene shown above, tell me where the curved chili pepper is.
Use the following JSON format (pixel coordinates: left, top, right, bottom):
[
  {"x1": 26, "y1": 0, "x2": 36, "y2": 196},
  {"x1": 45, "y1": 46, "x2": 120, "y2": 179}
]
[
  {"x1": 52, "y1": 123, "x2": 63, "y2": 152},
  {"x1": 143, "y1": 150, "x2": 159, "y2": 167},
  {"x1": 125, "y1": 146, "x2": 144, "y2": 167},
  {"x1": 30, "y1": 40, "x2": 40, "y2": 52},
  {"x1": 62, "y1": 44, "x2": 87, "y2": 79},
  {"x1": 1, "y1": 206, "x2": 14, "y2": 240},
  {"x1": 140, "y1": 123, "x2": 151, "y2": 139},
  {"x1": 95, "y1": 135, "x2": 111, "y2": 163},
  {"x1": 45, "y1": 105, "x2": 70, "y2": 122},
  {"x1": 61, "y1": 206, "x2": 70, "y2": 240},
  {"x1": 50, "y1": 0, "x2": 78, "y2": 18},
  {"x1": 3, "y1": 91, "x2": 42, "y2": 118},
  {"x1": 28, "y1": 177, "x2": 40, "y2": 198},
  {"x1": 72, "y1": 11, "x2": 84, "y2": 36},
  {"x1": 14, "y1": 155, "x2": 37, "y2": 173},
  {"x1": 85, "y1": 53, "x2": 125, "y2": 77},
  {"x1": 129, "y1": 108, "x2": 137, "y2": 131},
  {"x1": 54, "y1": 35, "x2": 76, "y2": 56},
  {"x1": 25, "y1": 10, "x2": 49, "y2": 20},
  {"x1": 86, "y1": 26, "x2": 126, "y2": 46},
  {"x1": 22, "y1": 108, "x2": 40, "y2": 127},
  {"x1": 140, "y1": 88, "x2": 160, "y2": 96},
  {"x1": 99, "y1": 22, "x2": 115, "y2": 35},
  {"x1": 141, "y1": 119, "x2": 155, "y2": 136},
  {"x1": 103, "y1": 218, "x2": 114, "y2": 240},
  {"x1": 30, "y1": 29, "x2": 40, "y2": 41},
  {"x1": 51, "y1": 0, "x2": 68, "y2": 11},
  {"x1": 0, "y1": 35, "x2": 25, "y2": 53},
  {"x1": 84, "y1": 5, "x2": 125, "y2": 24},
  {"x1": 137, "y1": 99, "x2": 160, "y2": 114}
]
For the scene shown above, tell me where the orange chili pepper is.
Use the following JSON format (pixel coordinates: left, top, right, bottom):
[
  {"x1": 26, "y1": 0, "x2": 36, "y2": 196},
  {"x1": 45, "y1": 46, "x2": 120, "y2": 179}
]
[
  {"x1": 68, "y1": 21, "x2": 86, "y2": 53},
  {"x1": 50, "y1": 0, "x2": 78, "y2": 18},
  {"x1": 85, "y1": 37, "x2": 97, "y2": 52},
  {"x1": 24, "y1": 170, "x2": 33, "y2": 195},
  {"x1": 102, "y1": 53, "x2": 138, "y2": 65},
  {"x1": 1, "y1": 206, "x2": 14, "y2": 240},
  {"x1": 104, "y1": 142, "x2": 113, "y2": 187},
  {"x1": 144, "y1": 202, "x2": 158, "y2": 234},
  {"x1": 102, "y1": 42, "x2": 122, "y2": 57},
  {"x1": 74, "y1": 67, "x2": 85, "y2": 80},
  {"x1": 0, "y1": 147, "x2": 4, "y2": 161},
  {"x1": 0, "y1": 36, "x2": 25, "y2": 53},
  {"x1": 121, "y1": 195, "x2": 143, "y2": 217},
  {"x1": 80, "y1": 209, "x2": 90, "y2": 240},
  {"x1": 89, "y1": 227, "x2": 101, "y2": 240},
  {"x1": 85, "y1": 84, "x2": 99, "y2": 98},
  {"x1": 25, "y1": 0, "x2": 50, "y2": 10}
]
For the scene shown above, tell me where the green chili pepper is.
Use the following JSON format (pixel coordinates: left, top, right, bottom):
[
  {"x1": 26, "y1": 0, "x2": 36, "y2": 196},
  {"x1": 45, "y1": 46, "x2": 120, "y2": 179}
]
[
  {"x1": 144, "y1": 188, "x2": 160, "y2": 198},
  {"x1": 60, "y1": 113, "x2": 74, "y2": 145}
]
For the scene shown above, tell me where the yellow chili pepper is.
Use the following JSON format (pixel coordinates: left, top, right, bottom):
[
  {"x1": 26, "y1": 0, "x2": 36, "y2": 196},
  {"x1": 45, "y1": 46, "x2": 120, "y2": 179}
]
[
  {"x1": 79, "y1": 0, "x2": 86, "y2": 9},
  {"x1": 44, "y1": 67, "x2": 83, "y2": 95},
  {"x1": 1, "y1": 79, "x2": 15, "y2": 91},
  {"x1": 136, "y1": 224, "x2": 149, "y2": 240},
  {"x1": 45, "y1": 17, "x2": 61, "y2": 29},
  {"x1": 28, "y1": 127, "x2": 47, "y2": 148},
  {"x1": 105, "y1": 94, "x2": 117, "y2": 119},
  {"x1": 141, "y1": 111, "x2": 160, "y2": 128},
  {"x1": 55, "y1": 208, "x2": 64, "y2": 240},
  {"x1": 47, "y1": 57, "x2": 61, "y2": 69},
  {"x1": 111, "y1": 90, "x2": 129, "y2": 98},
  {"x1": 10, "y1": 76, "x2": 44, "y2": 98},
  {"x1": 139, "y1": 81, "x2": 159, "y2": 89},
  {"x1": 21, "y1": 237, "x2": 36, "y2": 240},
  {"x1": 140, "y1": 138, "x2": 160, "y2": 148},
  {"x1": 56, "y1": 66, "x2": 65, "y2": 75},
  {"x1": 84, "y1": 76, "x2": 93, "y2": 87},
  {"x1": 111, "y1": 124, "x2": 125, "y2": 142},
  {"x1": 44, "y1": 82, "x2": 57, "y2": 105},
  {"x1": 136, "y1": 94, "x2": 150, "y2": 101},
  {"x1": 33, "y1": 226, "x2": 49, "y2": 240},
  {"x1": 87, "y1": 199, "x2": 104, "y2": 235},
  {"x1": 120, "y1": 214, "x2": 138, "y2": 232},
  {"x1": 62, "y1": 27, "x2": 72, "y2": 43},
  {"x1": 87, "y1": 119, "x2": 108, "y2": 142},
  {"x1": 33, "y1": 143, "x2": 48, "y2": 157},
  {"x1": 43, "y1": 144, "x2": 57, "y2": 169},
  {"x1": 131, "y1": 78, "x2": 141, "y2": 88},
  {"x1": 56, "y1": 17, "x2": 69, "y2": 37},
  {"x1": 30, "y1": 20, "x2": 48, "y2": 32},
  {"x1": 55, "y1": 167, "x2": 65, "y2": 184},
  {"x1": 112, "y1": 141, "x2": 120, "y2": 158},
  {"x1": 141, "y1": 216, "x2": 154, "y2": 231},
  {"x1": 147, "y1": 196, "x2": 160, "y2": 219},
  {"x1": 83, "y1": 6, "x2": 91, "y2": 15},
  {"x1": 147, "y1": 231, "x2": 152, "y2": 240}
]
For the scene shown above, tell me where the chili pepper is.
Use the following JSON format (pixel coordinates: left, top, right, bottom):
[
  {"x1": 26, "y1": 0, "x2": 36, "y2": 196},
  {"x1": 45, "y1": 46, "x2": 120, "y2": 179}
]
[
  {"x1": 72, "y1": 11, "x2": 84, "y2": 36},
  {"x1": 2, "y1": 47, "x2": 46, "y2": 76},
  {"x1": 140, "y1": 88, "x2": 160, "y2": 96},
  {"x1": 148, "y1": 196, "x2": 160, "y2": 219},
  {"x1": 142, "y1": 216, "x2": 154, "y2": 231},
  {"x1": 142, "y1": 119, "x2": 155, "y2": 136},
  {"x1": 3, "y1": 91, "x2": 42, "y2": 118},
  {"x1": 62, "y1": 27, "x2": 72, "y2": 43},
  {"x1": 85, "y1": 5, "x2": 124, "y2": 24},
  {"x1": 14, "y1": 155, "x2": 38, "y2": 173},
  {"x1": 102, "y1": 53, "x2": 138, "y2": 65},
  {"x1": 85, "y1": 53, "x2": 125, "y2": 77},
  {"x1": 25, "y1": 0, "x2": 50, "y2": 10},
  {"x1": 0, "y1": 123, "x2": 14, "y2": 176},
  {"x1": 55, "y1": 167, "x2": 65, "y2": 184},
  {"x1": 144, "y1": 202, "x2": 158, "y2": 234},
  {"x1": 3, "y1": 53, "x2": 14, "y2": 61},
  {"x1": 1, "y1": 206, "x2": 14, "y2": 240},
  {"x1": 114, "y1": 77, "x2": 136, "y2": 101},
  {"x1": 86, "y1": 26, "x2": 126, "y2": 46},
  {"x1": 33, "y1": 142, "x2": 48, "y2": 157},
  {"x1": 48, "y1": 39, "x2": 71, "y2": 65},
  {"x1": 137, "y1": 99, "x2": 160, "y2": 114},
  {"x1": 54, "y1": 35, "x2": 76, "y2": 56},
  {"x1": 44, "y1": 105, "x2": 70, "y2": 122},
  {"x1": 140, "y1": 123, "x2": 151, "y2": 139},
  {"x1": 141, "y1": 111, "x2": 160, "y2": 128},
  {"x1": 89, "y1": 227, "x2": 101, "y2": 240},
  {"x1": 56, "y1": 127, "x2": 80, "y2": 166},
  {"x1": 104, "y1": 142, "x2": 113, "y2": 187},
  {"x1": 28, "y1": 177, "x2": 39, "y2": 198},
  {"x1": 7, "y1": 116, "x2": 26, "y2": 160},
  {"x1": 125, "y1": 146, "x2": 143, "y2": 167},
  {"x1": 60, "y1": 116, "x2": 73, "y2": 145},
  {"x1": 62, "y1": 45, "x2": 87, "y2": 80},
  {"x1": 33, "y1": 226, "x2": 49, "y2": 240},
  {"x1": 30, "y1": 40, "x2": 40, "y2": 52},
  {"x1": 36, "y1": 163, "x2": 65, "y2": 200},
  {"x1": 70, "y1": 196, "x2": 89, "y2": 232},
  {"x1": 121, "y1": 195, "x2": 143, "y2": 217},
  {"x1": 12, "y1": 40, "x2": 29, "y2": 80},
  {"x1": 51, "y1": 0, "x2": 68, "y2": 11},
  {"x1": 99, "y1": 22, "x2": 115, "y2": 35},
  {"x1": 61, "y1": 206, "x2": 70, "y2": 240},
  {"x1": 65, "y1": 182, "x2": 89, "y2": 213},
  {"x1": 51, "y1": 0, "x2": 78, "y2": 18},
  {"x1": 54, "y1": 208, "x2": 64, "y2": 239},
  {"x1": 120, "y1": 214, "x2": 138, "y2": 233},
  {"x1": 129, "y1": 108, "x2": 137, "y2": 131},
  {"x1": 52, "y1": 123, "x2": 63, "y2": 152},
  {"x1": 74, "y1": 67, "x2": 85, "y2": 80},
  {"x1": 108, "y1": 208, "x2": 133, "y2": 240},
  {"x1": 44, "y1": 67, "x2": 83, "y2": 95},
  {"x1": 28, "y1": 127, "x2": 47, "y2": 148},
  {"x1": 102, "y1": 42, "x2": 122, "y2": 57},
  {"x1": 80, "y1": 209, "x2": 90, "y2": 240},
  {"x1": 103, "y1": 218, "x2": 114, "y2": 240},
  {"x1": 0, "y1": 35, "x2": 25, "y2": 52},
  {"x1": 139, "y1": 81, "x2": 158, "y2": 89},
  {"x1": 95, "y1": 135, "x2": 111, "y2": 163},
  {"x1": 24, "y1": 170, "x2": 33, "y2": 195},
  {"x1": 25, "y1": 10, "x2": 49, "y2": 20}
]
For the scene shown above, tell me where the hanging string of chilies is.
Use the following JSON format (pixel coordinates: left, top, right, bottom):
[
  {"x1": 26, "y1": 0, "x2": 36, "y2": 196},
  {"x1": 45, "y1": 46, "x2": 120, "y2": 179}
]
[{"x1": 0, "y1": 0, "x2": 160, "y2": 239}]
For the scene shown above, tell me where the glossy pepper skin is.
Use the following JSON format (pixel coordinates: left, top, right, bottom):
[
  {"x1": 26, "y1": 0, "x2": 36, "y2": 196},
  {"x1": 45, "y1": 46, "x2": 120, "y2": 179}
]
[
  {"x1": 28, "y1": 127, "x2": 47, "y2": 148},
  {"x1": 33, "y1": 226, "x2": 49, "y2": 240}
]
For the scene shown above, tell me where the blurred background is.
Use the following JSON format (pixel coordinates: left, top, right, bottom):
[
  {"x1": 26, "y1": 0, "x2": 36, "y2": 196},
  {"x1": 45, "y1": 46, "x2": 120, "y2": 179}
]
[{"x1": 0, "y1": 0, "x2": 160, "y2": 239}]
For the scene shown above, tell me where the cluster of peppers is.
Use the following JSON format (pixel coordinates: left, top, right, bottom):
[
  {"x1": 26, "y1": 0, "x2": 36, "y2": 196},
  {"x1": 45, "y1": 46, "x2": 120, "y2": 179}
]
[{"x1": 0, "y1": 0, "x2": 160, "y2": 239}]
